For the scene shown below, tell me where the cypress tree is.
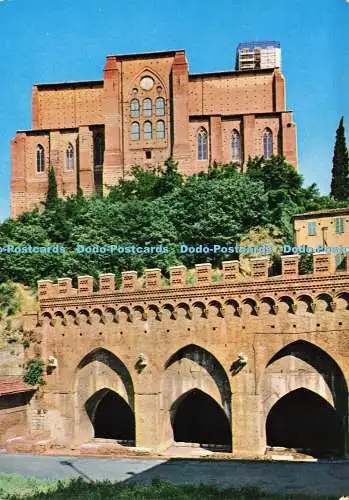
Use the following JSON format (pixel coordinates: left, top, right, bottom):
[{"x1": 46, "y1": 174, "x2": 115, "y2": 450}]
[
  {"x1": 45, "y1": 166, "x2": 58, "y2": 209},
  {"x1": 330, "y1": 117, "x2": 349, "y2": 200}
]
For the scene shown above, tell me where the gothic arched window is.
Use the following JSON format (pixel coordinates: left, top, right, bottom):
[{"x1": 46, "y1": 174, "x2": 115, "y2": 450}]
[
  {"x1": 36, "y1": 144, "x2": 45, "y2": 173},
  {"x1": 263, "y1": 128, "x2": 273, "y2": 158},
  {"x1": 198, "y1": 128, "x2": 208, "y2": 160},
  {"x1": 156, "y1": 120, "x2": 165, "y2": 139},
  {"x1": 131, "y1": 122, "x2": 140, "y2": 141},
  {"x1": 130, "y1": 99, "x2": 140, "y2": 118},
  {"x1": 143, "y1": 98, "x2": 152, "y2": 117},
  {"x1": 155, "y1": 97, "x2": 165, "y2": 116},
  {"x1": 231, "y1": 130, "x2": 241, "y2": 162},
  {"x1": 66, "y1": 143, "x2": 74, "y2": 170},
  {"x1": 144, "y1": 121, "x2": 152, "y2": 140}
]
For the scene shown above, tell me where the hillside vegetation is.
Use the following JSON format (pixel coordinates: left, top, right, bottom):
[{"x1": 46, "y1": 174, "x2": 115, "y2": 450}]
[{"x1": 0, "y1": 157, "x2": 346, "y2": 289}]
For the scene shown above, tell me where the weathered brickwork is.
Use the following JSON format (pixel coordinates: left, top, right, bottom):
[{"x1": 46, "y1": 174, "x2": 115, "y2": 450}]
[
  {"x1": 11, "y1": 49, "x2": 297, "y2": 217},
  {"x1": 18, "y1": 255, "x2": 349, "y2": 457}
]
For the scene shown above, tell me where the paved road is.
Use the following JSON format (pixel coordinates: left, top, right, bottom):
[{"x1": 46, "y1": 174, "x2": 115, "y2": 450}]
[{"x1": 0, "y1": 453, "x2": 348, "y2": 496}]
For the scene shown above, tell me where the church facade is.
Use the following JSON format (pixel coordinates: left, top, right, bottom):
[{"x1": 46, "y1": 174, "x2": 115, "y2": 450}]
[{"x1": 11, "y1": 49, "x2": 297, "y2": 217}]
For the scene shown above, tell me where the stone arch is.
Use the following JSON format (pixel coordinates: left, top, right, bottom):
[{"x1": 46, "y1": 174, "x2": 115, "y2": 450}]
[
  {"x1": 65, "y1": 310, "x2": 77, "y2": 326},
  {"x1": 162, "y1": 303, "x2": 176, "y2": 320},
  {"x1": 335, "y1": 292, "x2": 349, "y2": 311},
  {"x1": 175, "y1": 302, "x2": 191, "y2": 319},
  {"x1": 208, "y1": 300, "x2": 223, "y2": 317},
  {"x1": 74, "y1": 348, "x2": 134, "y2": 444},
  {"x1": 129, "y1": 67, "x2": 168, "y2": 98},
  {"x1": 316, "y1": 293, "x2": 334, "y2": 312},
  {"x1": 278, "y1": 296, "x2": 295, "y2": 314},
  {"x1": 225, "y1": 299, "x2": 241, "y2": 316},
  {"x1": 162, "y1": 344, "x2": 231, "y2": 446},
  {"x1": 242, "y1": 297, "x2": 258, "y2": 316},
  {"x1": 53, "y1": 311, "x2": 64, "y2": 327},
  {"x1": 91, "y1": 308, "x2": 103, "y2": 319},
  {"x1": 133, "y1": 305, "x2": 146, "y2": 321},
  {"x1": 78, "y1": 309, "x2": 90, "y2": 324},
  {"x1": 261, "y1": 340, "x2": 348, "y2": 456},
  {"x1": 85, "y1": 388, "x2": 135, "y2": 444},
  {"x1": 266, "y1": 388, "x2": 344, "y2": 458},
  {"x1": 170, "y1": 388, "x2": 232, "y2": 450},
  {"x1": 192, "y1": 301, "x2": 207, "y2": 318},
  {"x1": 296, "y1": 294, "x2": 314, "y2": 314},
  {"x1": 260, "y1": 297, "x2": 277, "y2": 315},
  {"x1": 104, "y1": 307, "x2": 117, "y2": 323},
  {"x1": 148, "y1": 304, "x2": 161, "y2": 321},
  {"x1": 118, "y1": 306, "x2": 131, "y2": 323},
  {"x1": 41, "y1": 312, "x2": 52, "y2": 324}
]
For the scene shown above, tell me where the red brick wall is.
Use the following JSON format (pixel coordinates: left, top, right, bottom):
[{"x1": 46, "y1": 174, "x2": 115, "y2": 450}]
[
  {"x1": 34, "y1": 84, "x2": 104, "y2": 130},
  {"x1": 120, "y1": 55, "x2": 174, "y2": 175},
  {"x1": 0, "y1": 393, "x2": 31, "y2": 446},
  {"x1": 188, "y1": 71, "x2": 276, "y2": 116},
  {"x1": 11, "y1": 50, "x2": 298, "y2": 217}
]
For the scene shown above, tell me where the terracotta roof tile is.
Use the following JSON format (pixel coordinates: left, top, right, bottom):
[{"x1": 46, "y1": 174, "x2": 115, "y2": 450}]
[{"x1": 0, "y1": 378, "x2": 35, "y2": 396}]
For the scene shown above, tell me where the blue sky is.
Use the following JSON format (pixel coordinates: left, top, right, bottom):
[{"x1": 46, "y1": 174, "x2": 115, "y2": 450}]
[{"x1": 0, "y1": 0, "x2": 348, "y2": 220}]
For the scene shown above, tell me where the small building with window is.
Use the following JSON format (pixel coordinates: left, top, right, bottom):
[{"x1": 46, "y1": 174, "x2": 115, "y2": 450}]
[
  {"x1": 11, "y1": 48, "x2": 297, "y2": 217},
  {"x1": 294, "y1": 208, "x2": 349, "y2": 270}
]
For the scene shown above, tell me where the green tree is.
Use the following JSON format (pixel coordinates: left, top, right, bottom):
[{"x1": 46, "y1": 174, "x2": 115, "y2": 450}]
[
  {"x1": 331, "y1": 117, "x2": 349, "y2": 200},
  {"x1": 45, "y1": 166, "x2": 58, "y2": 209}
]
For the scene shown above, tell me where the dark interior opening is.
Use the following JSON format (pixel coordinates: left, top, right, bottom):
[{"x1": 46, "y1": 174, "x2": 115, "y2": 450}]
[
  {"x1": 266, "y1": 388, "x2": 344, "y2": 458},
  {"x1": 90, "y1": 390, "x2": 135, "y2": 445},
  {"x1": 172, "y1": 389, "x2": 232, "y2": 451}
]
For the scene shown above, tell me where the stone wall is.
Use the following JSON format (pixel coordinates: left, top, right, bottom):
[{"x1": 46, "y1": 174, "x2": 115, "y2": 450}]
[{"x1": 22, "y1": 255, "x2": 349, "y2": 456}]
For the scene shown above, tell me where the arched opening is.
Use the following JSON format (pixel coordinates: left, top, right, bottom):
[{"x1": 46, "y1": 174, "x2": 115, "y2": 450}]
[
  {"x1": 85, "y1": 389, "x2": 135, "y2": 445},
  {"x1": 75, "y1": 348, "x2": 135, "y2": 445},
  {"x1": 266, "y1": 388, "x2": 344, "y2": 458},
  {"x1": 171, "y1": 389, "x2": 232, "y2": 451}
]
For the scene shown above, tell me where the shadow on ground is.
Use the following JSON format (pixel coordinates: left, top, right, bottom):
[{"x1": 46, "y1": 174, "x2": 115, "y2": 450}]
[{"x1": 0, "y1": 457, "x2": 348, "y2": 499}]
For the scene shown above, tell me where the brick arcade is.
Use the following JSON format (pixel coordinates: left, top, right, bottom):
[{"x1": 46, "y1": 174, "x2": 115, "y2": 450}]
[
  {"x1": 11, "y1": 48, "x2": 297, "y2": 217},
  {"x1": 18, "y1": 254, "x2": 349, "y2": 458}
]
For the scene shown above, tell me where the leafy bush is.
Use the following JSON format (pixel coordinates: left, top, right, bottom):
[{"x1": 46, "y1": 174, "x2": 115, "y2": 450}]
[{"x1": 23, "y1": 358, "x2": 45, "y2": 386}]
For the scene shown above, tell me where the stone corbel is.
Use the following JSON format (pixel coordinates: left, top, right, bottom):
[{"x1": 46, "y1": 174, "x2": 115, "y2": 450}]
[
  {"x1": 135, "y1": 353, "x2": 148, "y2": 373},
  {"x1": 219, "y1": 306, "x2": 225, "y2": 318},
  {"x1": 271, "y1": 303, "x2": 279, "y2": 315},
  {"x1": 236, "y1": 306, "x2": 242, "y2": 317},
  {"x1": 230, "y1": 353, "x2": 248, "y2": 376},
  {"x1": 290, "y1": 303, "x2": 297, "y2": 314},
  {"x1": 329, "y1": 300, "x2": 336, "y2": 312}
]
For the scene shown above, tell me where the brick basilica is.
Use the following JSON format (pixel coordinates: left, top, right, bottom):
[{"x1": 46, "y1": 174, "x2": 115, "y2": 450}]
[{"x1": 11, "y1": 49, "x2": 297, "y2": 217}]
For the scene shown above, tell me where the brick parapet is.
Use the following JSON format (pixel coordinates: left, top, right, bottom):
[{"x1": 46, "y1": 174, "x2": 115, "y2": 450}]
[{"x1": 37, "y1": 257, "x2": 349, "y2": 311}]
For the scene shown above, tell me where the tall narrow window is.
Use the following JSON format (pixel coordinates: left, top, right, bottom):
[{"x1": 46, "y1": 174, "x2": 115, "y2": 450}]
[
  {"x1": 335, "y1": 217, "x2": 345, "y2": 234},
  {"x1": 156, "y1": 120, "x2": 165, "y2": 139},
  {"x1": 263, "y1": 128, "x2": 273, "y2": 158},
  {"x1": 231, "y1": 130, "x2": 241, "y2": 162},
  {"x1": 131, "y1": 122, "x2": 140, "y2": 141},
  {"x1": 66, "y1": 143, "x2": 74, "y2": 170},
  {"x1": 94, "y1": 133, "x2": 104, "y2": 165},
  {"x1": 308, "y1": 221, "x2": 316, "y2": 236},
  {"x1": 143, "y1": 98, "x2": 152, "y2": 117},
  {"x1": 130, "y1": 99, "x2": 140, "y2": 118},
  {"x1": 144, "y1": 121, "x2": 152, "y2": 140},
  {"x1": 155, "y1": 97, "x2": 165, "y2": 116},
  {"x1": 198, "y1": 128, "x2": 208, "y2": 160},
  {"x1": 36, "y1": 145, "x2": 45, "y2": 173}
]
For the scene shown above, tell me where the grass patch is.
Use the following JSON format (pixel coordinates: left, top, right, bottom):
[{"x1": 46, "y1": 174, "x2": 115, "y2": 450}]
[{"x1": 0, "y1": 475, "x2": 339, "y2": 499}]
